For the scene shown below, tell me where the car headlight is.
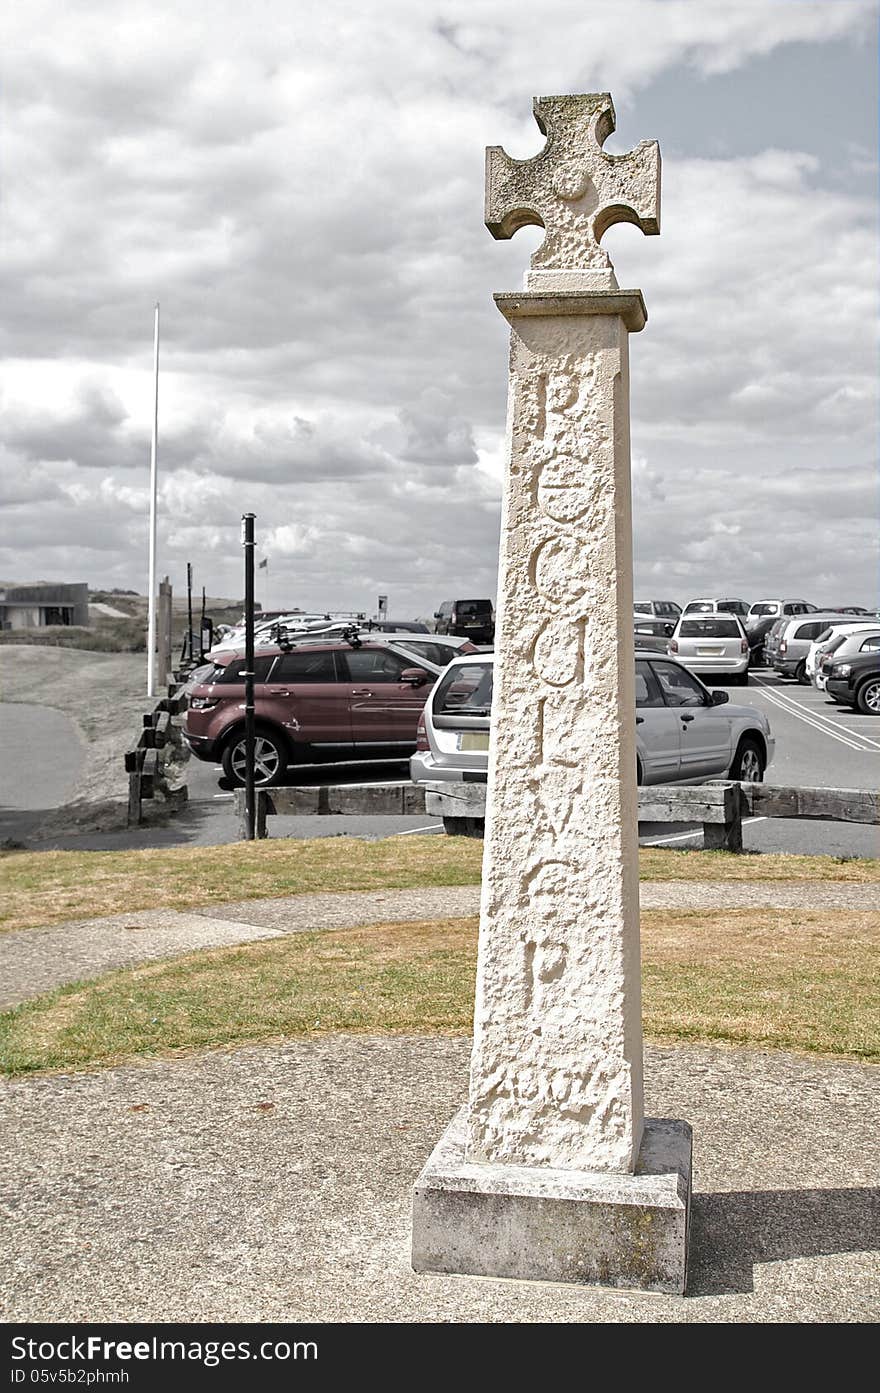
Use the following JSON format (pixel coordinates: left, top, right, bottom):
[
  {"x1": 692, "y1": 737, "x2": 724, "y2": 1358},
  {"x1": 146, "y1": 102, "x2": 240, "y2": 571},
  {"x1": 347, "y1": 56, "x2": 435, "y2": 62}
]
[
  {"x1": 190, "y1": 696, "x2": 220, "y2": 710},
  {"x1": 832, "y1": 664, "x2": 852, "y2": 677}
]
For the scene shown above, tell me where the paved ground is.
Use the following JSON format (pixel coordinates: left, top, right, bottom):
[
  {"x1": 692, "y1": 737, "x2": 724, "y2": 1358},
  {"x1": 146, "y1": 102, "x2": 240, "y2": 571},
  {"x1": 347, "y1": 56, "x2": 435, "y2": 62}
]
[
  {"x1": 1, "y1": 880, "x2": 877, "y2": 1322},
  {"x1": 0, "y1": 704, "x2": 85, "y2": 811},
  {"x1": 2, "y1": 879, "x2": 876, "y2": 1011},
  {"x1": 1, "y1": 1035, "x2": 877, "y2": 1322}
]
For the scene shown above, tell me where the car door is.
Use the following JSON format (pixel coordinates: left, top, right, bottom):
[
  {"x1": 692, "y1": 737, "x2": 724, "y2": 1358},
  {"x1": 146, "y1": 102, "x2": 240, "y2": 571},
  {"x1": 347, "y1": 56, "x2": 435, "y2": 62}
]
[
  {"x1": 341, "y1": 645, "x2": 435, "y2": 747},
  {"x1": 264, "y1": 647, "x2": 352, "y2": 751},
  {"x1": 635, "y1": 659, "x2": 680, "y2": 782},
  {"x1": 650, "y1": 659, "x2": 730, "y2": 780}
]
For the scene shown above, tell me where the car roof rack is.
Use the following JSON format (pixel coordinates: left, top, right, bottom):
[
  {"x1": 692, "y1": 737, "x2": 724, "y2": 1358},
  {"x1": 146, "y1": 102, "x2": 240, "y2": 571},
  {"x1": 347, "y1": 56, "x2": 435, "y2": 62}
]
[{"x1": 267, "y1": 620, "x2": 365, "y2": 652}]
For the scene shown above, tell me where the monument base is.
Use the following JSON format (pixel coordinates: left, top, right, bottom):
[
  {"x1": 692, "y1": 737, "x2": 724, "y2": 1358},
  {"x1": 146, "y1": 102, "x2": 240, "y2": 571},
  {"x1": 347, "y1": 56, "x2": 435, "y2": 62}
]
[{"x1": 412, "y1": 1110, "x2": 692, "y2": 1295}]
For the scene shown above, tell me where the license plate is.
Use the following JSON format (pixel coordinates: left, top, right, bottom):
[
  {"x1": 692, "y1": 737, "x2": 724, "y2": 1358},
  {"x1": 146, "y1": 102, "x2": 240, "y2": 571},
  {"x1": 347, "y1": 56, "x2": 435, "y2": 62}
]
[
  {"x1": 696, "y1": 646, "x2": 723, "y2": 656},
  {"x1": 458, "y1": 732, "x2": 489, "y2": 751}
]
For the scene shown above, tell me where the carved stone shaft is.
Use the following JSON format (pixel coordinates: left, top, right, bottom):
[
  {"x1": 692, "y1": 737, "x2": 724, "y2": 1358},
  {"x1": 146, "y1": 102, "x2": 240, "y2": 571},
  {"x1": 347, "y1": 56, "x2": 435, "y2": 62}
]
[{"x1": 466, "y1": 289, "x2": 646, "y2": 1174}]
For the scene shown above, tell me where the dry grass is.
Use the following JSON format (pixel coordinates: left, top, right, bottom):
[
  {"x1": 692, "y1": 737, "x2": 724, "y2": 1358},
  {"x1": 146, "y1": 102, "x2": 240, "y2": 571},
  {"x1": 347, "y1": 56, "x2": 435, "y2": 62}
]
[
  {"x1": 0, "y1": 837, "x2": 487, "y2": 934},
  {"x1": 2, "y1": 837, "x2": 878, "y2": 936},
  {"x1": 2, "y1": 907, "x2": 876, "y2": 1076}
]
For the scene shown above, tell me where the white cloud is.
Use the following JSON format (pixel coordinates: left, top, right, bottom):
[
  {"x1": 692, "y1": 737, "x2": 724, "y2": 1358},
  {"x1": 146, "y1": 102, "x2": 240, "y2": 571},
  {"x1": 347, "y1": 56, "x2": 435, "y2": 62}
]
[{"x1": 0, "y1": 0, "x2": 876, "y2": 609}]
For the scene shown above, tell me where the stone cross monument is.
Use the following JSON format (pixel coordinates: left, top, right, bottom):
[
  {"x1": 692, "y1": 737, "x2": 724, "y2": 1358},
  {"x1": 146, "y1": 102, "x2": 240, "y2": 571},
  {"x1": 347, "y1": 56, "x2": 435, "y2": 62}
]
[{"x1": 412, "y1": 94, "x2": 692, "y2": 1294}]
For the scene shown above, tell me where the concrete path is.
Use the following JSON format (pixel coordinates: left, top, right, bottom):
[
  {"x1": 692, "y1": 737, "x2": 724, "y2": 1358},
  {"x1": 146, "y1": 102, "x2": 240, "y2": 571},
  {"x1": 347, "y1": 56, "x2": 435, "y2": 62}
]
[
  {"x1": 1, "y1": 1034, "x2": 877, "y2": 1321},
  {"x1": 0, "y1": 702, "x2": 85, "y2": 812},
  {"x1": 1, "y1": 879, "x2": 876, "y2": 1010}
]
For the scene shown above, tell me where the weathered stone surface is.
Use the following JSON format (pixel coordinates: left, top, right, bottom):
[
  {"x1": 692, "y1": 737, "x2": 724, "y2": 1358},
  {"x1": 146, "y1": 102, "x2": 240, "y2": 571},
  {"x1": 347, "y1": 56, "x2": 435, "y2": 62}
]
[
  {"x1": 466, "y1": 292, "x2": 645, "y2": 1174},
  {"x1": 413, "y1": 1109, "x2": 691, "y2": 1293},
  {"x1": 486, "y1": 93, "x2": 660, "y2": 284}
]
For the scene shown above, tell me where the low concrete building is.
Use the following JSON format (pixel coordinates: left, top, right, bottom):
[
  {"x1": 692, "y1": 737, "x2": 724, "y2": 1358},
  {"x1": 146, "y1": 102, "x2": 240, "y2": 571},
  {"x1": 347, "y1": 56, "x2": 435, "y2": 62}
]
[{"x1": 0, "y1": 583, "x2": 90, "y2": 630}]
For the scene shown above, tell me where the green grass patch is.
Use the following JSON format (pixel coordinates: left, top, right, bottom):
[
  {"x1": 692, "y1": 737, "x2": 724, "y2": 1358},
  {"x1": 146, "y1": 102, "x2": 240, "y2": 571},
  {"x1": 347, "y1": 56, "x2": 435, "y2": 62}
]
[
  {"x1": 1, "y1": 908, "x2": 876, "y2": 1076},
  {"x1": 1, "y1": 837, "x2": 878, "y2": 936}
]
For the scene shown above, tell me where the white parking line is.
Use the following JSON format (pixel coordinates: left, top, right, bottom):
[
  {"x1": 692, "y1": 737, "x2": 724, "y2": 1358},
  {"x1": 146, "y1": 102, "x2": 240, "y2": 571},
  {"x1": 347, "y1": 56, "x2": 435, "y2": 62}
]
[
  {"x1": 749, "y1": 677, "x2": 880, "y2": 753},
  {"x1": 641, "y1": 816, "x2": 768, "y2": 847},
  {"x1": 392, "y1": 823, "x2": 444, "y2": 836}
]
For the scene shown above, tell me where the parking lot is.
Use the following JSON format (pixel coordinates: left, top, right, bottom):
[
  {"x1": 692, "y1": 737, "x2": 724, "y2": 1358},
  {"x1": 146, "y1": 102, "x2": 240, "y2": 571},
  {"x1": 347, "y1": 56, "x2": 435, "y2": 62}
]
[
  {"x1": 2, "y1": 658, "x2": 876, "y2": 857},
  {"x1": 181, "y1": 670, "x2": 879, "y2": 857}
]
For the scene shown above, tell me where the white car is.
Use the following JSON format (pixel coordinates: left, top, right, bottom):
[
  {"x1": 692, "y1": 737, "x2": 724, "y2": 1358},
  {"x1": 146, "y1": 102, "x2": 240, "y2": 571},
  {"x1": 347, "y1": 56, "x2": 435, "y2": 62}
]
[
  {"x1": 411, "y1": 652, "x2": 774, "y2": 795},
  {"x1": 208, "y1": 621, "x2": 471, "y2": 671},
  {"x1": 667, "y1": 612, "x2": 751, "y2": 683},
  {"x1": 817, "y1": 628, "x2": 880, "y2": 693},
  {"x1": 807, "y1": 622, "x2": 880, "y2": 688}
]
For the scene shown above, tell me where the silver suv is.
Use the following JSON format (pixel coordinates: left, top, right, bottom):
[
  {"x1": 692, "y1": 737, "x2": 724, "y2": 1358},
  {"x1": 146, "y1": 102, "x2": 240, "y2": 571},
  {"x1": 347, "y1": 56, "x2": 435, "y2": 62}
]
[
  {"x1": 773, "y1": 612, "x2": 855, "y2": 684},
  {"x1": 745, "y1": 599, "x2": 815, "y2": 665}
]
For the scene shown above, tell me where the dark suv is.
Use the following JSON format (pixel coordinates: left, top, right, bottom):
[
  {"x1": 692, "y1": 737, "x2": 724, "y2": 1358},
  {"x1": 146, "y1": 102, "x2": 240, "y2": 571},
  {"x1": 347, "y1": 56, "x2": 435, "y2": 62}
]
[
  {"x1": 433, "y1": 599, "x2": 495, "y2": 643},
  {"x1": 185, "y1": 640, "x2": 436, "y2": 786},
  {"x1": 825, "y1": 649, "x2": 880, "y2": 713}
]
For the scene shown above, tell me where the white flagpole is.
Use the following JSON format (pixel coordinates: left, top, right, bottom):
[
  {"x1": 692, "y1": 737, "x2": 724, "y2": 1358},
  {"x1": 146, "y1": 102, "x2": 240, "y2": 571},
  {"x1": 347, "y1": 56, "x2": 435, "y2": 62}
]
[{"x1": 146, "y1": 303, "x2": 160, "y2": 696}]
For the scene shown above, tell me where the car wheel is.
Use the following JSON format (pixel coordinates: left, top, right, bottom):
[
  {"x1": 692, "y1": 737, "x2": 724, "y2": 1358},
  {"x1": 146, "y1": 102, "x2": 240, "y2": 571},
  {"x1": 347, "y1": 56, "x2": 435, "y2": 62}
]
[
  {"x1": 730, "y1": 736, "x2": 765, "y2": 783},
  {"x1": 636, "y1": 759, "x2": 644, "y2": 787},
  {"x1": 795, "y1": 661, "x2": 808, "y2": 685},
  {"x1": 221, "y1": 728, "x2": 288, "y2": 787},
  {"x1": 855, "y1": 677, "x2": 880, "y2": 715}
]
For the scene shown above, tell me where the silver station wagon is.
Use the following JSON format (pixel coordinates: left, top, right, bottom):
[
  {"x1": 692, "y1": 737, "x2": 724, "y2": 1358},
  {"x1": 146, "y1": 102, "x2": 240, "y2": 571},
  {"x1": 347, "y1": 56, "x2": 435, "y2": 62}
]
[{"x1": 411, "y1": 651, "x2": 774, "y2": 790}]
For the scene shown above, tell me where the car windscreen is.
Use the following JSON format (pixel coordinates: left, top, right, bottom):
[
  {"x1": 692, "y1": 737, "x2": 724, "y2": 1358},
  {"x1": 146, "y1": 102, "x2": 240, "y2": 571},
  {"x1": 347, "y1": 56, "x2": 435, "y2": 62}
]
[
  {"x1": 683, "y1": 602, "x2": 714, "y2": 613},
  {"x1": 749, "y1": 603, "x2": 778, "y2": 616},
  {"x1": 679, "y1": 619, "x2": 741, "y2": 638},
  {"x1": 634, "y1": 620, "x2": 670, "y2": 636},
  {"x1": 434, "y1": 662, "x2": 493, "y2": 715},
  {"x1": 633, "y1": 603, "x2": 651, "y2": 614}
]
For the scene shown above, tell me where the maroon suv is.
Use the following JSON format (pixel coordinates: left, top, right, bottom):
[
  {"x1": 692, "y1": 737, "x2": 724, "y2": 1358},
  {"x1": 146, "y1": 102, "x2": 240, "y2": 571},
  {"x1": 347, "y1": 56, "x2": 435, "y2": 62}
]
[{"x1": 184, "y1": 641, "x2": 435, "y2": 786}]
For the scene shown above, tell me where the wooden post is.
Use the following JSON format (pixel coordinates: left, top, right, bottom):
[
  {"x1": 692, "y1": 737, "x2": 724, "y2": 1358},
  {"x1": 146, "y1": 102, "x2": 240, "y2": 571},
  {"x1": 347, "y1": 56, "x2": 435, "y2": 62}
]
[{"x1": 157, "y1": 577, "x2": 173, "y2": 688}]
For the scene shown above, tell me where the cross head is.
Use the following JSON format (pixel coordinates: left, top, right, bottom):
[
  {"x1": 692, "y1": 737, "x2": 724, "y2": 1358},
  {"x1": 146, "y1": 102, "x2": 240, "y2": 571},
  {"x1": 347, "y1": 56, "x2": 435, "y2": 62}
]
[{"x1": 486, "y1": 93, "x2": 661, "y2": 273}]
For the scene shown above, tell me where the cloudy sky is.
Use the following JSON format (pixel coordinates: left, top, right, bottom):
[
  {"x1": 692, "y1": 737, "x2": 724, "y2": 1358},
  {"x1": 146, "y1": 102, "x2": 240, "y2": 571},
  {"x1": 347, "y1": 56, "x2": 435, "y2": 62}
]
[{"x1": 2, "y1": 0, "x2": 877, "y2": 618}]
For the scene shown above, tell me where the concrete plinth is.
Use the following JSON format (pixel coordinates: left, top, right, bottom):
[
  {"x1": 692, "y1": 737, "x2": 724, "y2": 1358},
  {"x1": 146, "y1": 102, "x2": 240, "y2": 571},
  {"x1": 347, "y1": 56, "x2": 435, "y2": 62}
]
[{"x1": 413, "y1": 1109, "x2": 692, "y2": 1294}]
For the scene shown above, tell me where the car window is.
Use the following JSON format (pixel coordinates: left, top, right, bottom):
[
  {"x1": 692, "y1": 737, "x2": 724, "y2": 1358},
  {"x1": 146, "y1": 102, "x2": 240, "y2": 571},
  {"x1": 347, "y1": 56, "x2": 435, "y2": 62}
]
[
  {"x1": 823, "y1": 636, "x2": 847, "y2": 656},
  {"x1": 751, "y1": 603, "x2": 778, "y2": 616},
  {"x1": 394, "y1": 639, "x2": 455, "y2": 667},
  {"x1": 633, "y1": 602, "x2": 651, "y2": 615},
  {"x1": 272, "y1": 649, "x2": 339, "y2": 682},
  {"x1": 434, "y1": 661, "x2": 493, "y2": 714},
  {"x1": 343, "y1": 648, "x2": 411, "y2": 683},
  {"x1": 860, "y1": 637, "x2": 880, "y2": 652},
  {"x1": 683, "y1": 602, "x2": 714, "y2": 614},
  {"x1": 679, "y1": 619, "x2": 741, "y2": 638},
  {"x1": 794, "y1": 622, "x2": 825, "y2": 641},
  {"x1": 635, "y1": 661, "x2": 664, "y2": 707},
  {"x1": 217, "y1": 655, "x2": 277, "y2": 684},
  {"x1": 651, "y1": 661, "x2": 707, "y2": 707}
]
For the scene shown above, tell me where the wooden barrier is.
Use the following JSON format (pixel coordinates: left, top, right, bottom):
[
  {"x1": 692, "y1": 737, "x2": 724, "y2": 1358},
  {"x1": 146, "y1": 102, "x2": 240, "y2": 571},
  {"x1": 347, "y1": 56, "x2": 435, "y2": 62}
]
[
  {"x1": 125, "y1": 685, "x2": 188, "y2": 825},
  {"x1": 236, "y1": 780, "x2": 878, "y2": 850}
]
